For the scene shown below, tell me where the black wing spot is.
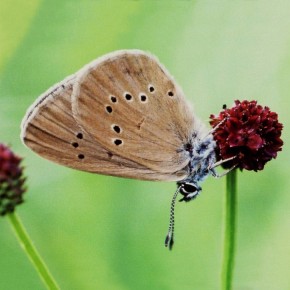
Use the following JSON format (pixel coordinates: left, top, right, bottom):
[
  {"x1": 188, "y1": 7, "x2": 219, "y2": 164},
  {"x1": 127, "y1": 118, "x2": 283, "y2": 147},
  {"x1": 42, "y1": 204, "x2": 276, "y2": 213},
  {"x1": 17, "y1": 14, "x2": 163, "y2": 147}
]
[
  {"x1": 149, "y1": 85, "x2": 155, "y2": 93},
  {"x1": 125, "y1": 93, "x2": 132, "y2": 101},
  {"x1": 106, "y1": 106, "x2": 113, "y2": 113},
  {"x1": 107, "y1": 152, "x2": 113, "y2": 159},
  {"x1": 113, "y1": 125, "x2": 121, "y2": 133},
  {"x1": 72, "y1": 142, "x2": 79, "y2": 148},
  {"x1": 110, "y1": 96, "x2": 117, "y2": 103},
  {"x1": 140, "y1": 94, "x2": 147, "y2": 102},
  {"x1": 76, "y1": 133, "x2": 83, "y2": 139},
  {"x1": 114, "y1": 139, "x2": 123, "y2": 146},
  {"x1": 78, "y1": 154, "x2": 85, "y2": 159}
]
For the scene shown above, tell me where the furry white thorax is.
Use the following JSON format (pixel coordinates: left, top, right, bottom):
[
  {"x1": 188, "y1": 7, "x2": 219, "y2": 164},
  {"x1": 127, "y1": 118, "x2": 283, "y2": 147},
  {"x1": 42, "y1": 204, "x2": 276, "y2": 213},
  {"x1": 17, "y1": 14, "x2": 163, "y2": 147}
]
[{"x1": 178, "y1": 132, "x2": 217, "y2": 202}]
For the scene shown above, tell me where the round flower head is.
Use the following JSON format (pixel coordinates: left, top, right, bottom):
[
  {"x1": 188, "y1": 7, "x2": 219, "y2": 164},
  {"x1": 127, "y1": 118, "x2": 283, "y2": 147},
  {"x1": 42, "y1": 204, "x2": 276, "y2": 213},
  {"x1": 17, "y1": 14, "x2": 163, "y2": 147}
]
[
  {"x1": 0, "y1": 144, "x2": 26, "y2": 215},
  {"x1": 209, "y1": 100, "x2": 283, "y2": 171}
]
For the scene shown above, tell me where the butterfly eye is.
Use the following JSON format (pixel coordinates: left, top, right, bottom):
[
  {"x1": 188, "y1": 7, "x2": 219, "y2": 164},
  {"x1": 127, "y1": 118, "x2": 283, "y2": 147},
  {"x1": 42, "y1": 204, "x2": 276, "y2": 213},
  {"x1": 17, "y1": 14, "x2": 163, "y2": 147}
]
[{"x1": 183, "y1": 183, "x2": 197, "y2": 193}]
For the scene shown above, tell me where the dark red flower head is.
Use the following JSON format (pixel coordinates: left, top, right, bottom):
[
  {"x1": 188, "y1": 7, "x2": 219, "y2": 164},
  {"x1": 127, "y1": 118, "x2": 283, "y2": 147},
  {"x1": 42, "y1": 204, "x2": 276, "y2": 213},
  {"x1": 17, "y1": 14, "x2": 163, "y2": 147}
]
[
  {"x1": 0, "y1": 144, "x2": 26, "y2": 215},
  {"x1": 209, "y1": 100, "x2": 283, "y2": 171}
]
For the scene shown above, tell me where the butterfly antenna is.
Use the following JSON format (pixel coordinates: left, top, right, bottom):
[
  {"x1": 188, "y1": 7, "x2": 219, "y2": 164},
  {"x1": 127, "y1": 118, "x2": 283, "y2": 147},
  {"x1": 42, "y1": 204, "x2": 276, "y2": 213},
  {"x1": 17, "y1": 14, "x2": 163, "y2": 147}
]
[{"x1": 165, "y1": 186, "x2": 180, "y2": 250}]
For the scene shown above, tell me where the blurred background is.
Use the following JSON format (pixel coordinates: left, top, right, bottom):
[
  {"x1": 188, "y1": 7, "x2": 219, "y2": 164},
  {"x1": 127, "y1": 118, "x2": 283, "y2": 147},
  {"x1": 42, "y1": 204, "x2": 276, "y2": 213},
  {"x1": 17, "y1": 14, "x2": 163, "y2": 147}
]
[{"x1": 1, "y1": 1, "x2": 289, "y2": 289}]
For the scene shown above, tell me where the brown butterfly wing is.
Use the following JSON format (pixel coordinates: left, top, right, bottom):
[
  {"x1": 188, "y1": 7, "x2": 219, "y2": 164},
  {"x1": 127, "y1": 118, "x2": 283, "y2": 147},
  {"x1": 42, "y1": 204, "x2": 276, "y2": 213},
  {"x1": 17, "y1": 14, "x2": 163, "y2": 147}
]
[
  {"x1": 21, "y1": 73, "x2": 186, "y2": 181},
  {"x1": 72, "y1": 50, "x2": 201, "y2": 175}
]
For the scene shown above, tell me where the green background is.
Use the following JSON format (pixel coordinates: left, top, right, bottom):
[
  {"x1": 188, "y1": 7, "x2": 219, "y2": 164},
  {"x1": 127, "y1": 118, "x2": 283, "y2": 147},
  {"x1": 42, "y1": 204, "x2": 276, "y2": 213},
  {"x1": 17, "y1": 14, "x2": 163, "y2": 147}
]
[{"x1": 1, "y1": 1, "x2": 289, "y2": 289}]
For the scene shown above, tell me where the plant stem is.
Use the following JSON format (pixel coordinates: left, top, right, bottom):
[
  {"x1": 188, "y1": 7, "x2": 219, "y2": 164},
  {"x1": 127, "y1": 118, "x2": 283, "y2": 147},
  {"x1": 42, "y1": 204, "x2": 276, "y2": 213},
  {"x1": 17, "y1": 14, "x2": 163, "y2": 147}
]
[
  {"x1": 221, "y1": 169, "x2": 237, "y2": 290},
  {"x1": 8, "y1": 212, "x2": 60, "y2": 290}
]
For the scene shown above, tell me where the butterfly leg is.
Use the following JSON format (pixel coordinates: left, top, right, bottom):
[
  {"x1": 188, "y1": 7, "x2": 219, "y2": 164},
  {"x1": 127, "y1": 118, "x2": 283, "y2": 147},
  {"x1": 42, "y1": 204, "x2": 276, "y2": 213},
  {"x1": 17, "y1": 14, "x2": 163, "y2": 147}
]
[
  {"x1": 210, "y1": 156, "x2": 236, "y2": 169},
  {"x1": 206, "y1": 118, "x2": 227, "y2": 136},
  {"x1": 209, "y1": 164, "x2": 237, "y2": 178}
]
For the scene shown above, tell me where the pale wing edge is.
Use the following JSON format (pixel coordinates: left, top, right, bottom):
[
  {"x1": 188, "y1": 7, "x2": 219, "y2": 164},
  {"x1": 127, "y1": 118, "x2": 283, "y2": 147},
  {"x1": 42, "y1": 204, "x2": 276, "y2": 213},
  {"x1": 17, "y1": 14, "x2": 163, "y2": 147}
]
[{"x1": 20, "y1": 74, "x2": 76, "y2": 144}]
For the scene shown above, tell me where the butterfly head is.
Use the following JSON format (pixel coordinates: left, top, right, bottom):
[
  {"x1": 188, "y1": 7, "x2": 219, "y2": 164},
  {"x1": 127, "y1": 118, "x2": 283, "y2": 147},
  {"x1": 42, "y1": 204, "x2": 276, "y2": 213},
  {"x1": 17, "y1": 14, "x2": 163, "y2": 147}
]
[{"x1": 177, "y1": 181, "x2": 201, "y2": 202}]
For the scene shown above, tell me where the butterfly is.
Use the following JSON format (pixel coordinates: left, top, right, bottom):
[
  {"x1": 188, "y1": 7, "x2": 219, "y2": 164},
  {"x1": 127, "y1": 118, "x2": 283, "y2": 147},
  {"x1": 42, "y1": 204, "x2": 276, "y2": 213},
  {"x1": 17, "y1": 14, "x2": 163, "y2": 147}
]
[{"x1": 21, "y1": 50, "x2": 231, "y2": 249}]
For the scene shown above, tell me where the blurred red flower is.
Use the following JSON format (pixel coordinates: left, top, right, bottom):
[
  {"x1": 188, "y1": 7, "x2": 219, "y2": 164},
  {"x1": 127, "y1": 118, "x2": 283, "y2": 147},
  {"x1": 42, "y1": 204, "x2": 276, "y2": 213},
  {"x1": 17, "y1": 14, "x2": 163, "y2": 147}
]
[{"x1": 0, "y1": 144, "x2": 26, "y2": 215}]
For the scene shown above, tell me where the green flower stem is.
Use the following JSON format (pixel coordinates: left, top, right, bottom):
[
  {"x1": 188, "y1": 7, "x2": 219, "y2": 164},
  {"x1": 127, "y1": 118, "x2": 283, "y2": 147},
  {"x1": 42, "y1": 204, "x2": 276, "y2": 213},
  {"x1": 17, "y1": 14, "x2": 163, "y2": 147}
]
[
  {"x1": 8, "y1": 212, "x2": 60, "y2": 290},
  {"x1": 221, "y1": 169, "x2": 237, "y2": 290}
]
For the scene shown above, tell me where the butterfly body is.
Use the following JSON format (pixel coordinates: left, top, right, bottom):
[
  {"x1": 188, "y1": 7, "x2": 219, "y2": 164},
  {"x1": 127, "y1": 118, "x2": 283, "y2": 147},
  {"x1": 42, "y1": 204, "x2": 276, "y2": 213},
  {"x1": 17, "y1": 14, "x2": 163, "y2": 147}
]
[{"x1": 178, "y1": 133, "x2": 217, "y2": 202}]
